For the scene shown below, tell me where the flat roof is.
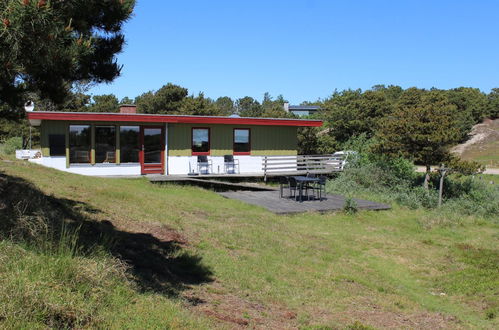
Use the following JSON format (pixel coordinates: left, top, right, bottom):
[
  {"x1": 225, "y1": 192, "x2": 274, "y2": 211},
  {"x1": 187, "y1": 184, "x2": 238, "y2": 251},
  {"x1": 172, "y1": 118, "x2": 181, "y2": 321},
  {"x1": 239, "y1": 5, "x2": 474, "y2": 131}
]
[
  {"x1": 289, "y1": 105, "x2": 320, "y2": 111},
  {"x1": 27, "y1": 111, "x2": 322, "y2": 127}
]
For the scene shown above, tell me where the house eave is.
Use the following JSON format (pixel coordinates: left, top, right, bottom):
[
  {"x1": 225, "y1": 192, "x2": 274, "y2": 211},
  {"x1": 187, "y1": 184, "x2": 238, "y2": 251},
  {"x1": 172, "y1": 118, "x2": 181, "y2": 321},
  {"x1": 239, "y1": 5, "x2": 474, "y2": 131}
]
[{"x1": 26, "y1": 111, "x2": 322, "y2": 127}]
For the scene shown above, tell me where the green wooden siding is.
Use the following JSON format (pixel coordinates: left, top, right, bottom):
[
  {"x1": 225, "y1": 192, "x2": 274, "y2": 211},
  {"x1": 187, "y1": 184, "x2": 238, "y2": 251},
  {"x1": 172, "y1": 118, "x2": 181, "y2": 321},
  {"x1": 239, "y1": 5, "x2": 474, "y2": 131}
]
[
  {"x1": 40, "y1": 121, "x2": 67, "y2": 157},
  {"x1": 40, "y1": 121, "x2": 298, "y2": 161},
  {"x1": 168, "y1": 124, "x2": 297, "y2": 156}
]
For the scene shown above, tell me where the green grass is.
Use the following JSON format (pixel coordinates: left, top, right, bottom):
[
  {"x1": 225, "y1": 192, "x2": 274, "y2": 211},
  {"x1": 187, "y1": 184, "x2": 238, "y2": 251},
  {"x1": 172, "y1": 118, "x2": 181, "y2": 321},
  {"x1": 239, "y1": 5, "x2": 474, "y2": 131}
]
[
  {"x1": 1, "y1": 157, "x2": 498, "y2": 328},
  {"x1": 479, "y1": 174, "x2": 499, "y2": 184}
]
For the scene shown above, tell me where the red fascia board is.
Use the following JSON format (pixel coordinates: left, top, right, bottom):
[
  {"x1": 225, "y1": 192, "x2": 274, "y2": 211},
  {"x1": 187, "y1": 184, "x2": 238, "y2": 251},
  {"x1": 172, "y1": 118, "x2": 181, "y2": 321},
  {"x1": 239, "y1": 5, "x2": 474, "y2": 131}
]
[{"x1": 27, "y1": 112, "x2": 322, "y2": 127}]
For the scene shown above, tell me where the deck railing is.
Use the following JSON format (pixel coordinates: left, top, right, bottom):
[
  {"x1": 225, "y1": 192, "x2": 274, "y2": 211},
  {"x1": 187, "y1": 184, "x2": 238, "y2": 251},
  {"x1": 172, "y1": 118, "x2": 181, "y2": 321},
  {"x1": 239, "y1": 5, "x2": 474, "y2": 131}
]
[{"x1": 262, "y1": 154, "x2": 343, "y2": 179}]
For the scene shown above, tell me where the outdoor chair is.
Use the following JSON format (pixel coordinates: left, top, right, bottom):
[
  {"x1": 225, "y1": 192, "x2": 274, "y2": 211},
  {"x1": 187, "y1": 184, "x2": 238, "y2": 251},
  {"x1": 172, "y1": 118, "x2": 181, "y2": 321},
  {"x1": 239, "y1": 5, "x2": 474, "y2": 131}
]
[
  {"x1": 224, "y1": 155, "x2": 239, "y2": 174},
  {"x1": 74, "y1": 150, "x2": 90, "y2": 163},
  {"x1": 279, "y1": 176, "x2": 289, "y2": 198},
  {"x1": 288, "y1": 176, "x2": 299, "y2": 200},
  {"x1": 197, "y1": 155, "x2": 212, "y2": 174},
  {"x1": 313, "y1": 176, "x2": 327, "y2": 201},
  {"x1": 304, "y1": 172, "x2": 317, "y2": 194},
  {"x1": 103, "y1": 151, "x2": 116, "y2": 163}
]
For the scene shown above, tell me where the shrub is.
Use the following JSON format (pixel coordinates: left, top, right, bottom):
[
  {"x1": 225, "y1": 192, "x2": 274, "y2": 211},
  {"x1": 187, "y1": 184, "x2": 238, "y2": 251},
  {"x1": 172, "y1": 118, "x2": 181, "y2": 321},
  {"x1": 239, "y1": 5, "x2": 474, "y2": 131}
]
[
  {"x1": 394, "y1": 186, "x2": 438, "y2": 209},
  {"x1": 327, "y1": 138, "x2": 498, "y2": 219},
  {"x1": 2, "y1": 136, "x2": 23, "y2": 155},
  {"x1": 343, "y1": 197, "x2": 358, "y2": 214}
]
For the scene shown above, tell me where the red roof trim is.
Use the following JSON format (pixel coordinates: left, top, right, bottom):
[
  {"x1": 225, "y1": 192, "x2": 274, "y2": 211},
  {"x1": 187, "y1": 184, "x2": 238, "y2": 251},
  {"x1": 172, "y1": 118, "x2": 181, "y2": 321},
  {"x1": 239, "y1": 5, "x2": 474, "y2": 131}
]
[{"x1": 27, "y1": 111, "x2": 322, "y2": 127}]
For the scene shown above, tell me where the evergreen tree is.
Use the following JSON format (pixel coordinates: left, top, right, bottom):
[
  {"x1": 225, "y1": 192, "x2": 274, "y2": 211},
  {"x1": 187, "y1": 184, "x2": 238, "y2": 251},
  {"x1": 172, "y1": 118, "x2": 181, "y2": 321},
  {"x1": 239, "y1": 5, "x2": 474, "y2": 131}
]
[
  {"x1": 86, "y1": 94, "x2": 119, "y2": 112},
  {"x1": 374, "y1": 89, "x2": 462, "y2": 188},
  {"x1": 120, "y1": 96, "x2": 134, "y2": 105},
  {"x1": 180, "y1": 93, "x2": 218, "y2": 116},
  {"x1": 487, "y1": 88, "x2": 499, "y2": 119},
  {"x1": 214, "y1": 96, "x2": 234, "y2": 115},
  {"x1": 135, "y1": 83, "x2": 188, "y2": 114},
  {"x1": 235, "y1": 96, "x2": 262, "y2": 117},
  {"x1": 0, "y1": 0, "x2": 135, "y2": 107}
]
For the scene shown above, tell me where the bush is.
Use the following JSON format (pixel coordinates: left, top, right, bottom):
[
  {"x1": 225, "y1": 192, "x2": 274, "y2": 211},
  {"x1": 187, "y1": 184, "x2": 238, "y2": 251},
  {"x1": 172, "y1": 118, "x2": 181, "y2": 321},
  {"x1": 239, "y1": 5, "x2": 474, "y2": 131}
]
[
  {"x1": 343, "y1": 197, "x2": 358, "y2": 214},
  {"x1": 2, "y1": 136, "x2": 23, "y2": 155},
  {"x1": 326, "y1": 140, "x2": 498, "y2": 219}
]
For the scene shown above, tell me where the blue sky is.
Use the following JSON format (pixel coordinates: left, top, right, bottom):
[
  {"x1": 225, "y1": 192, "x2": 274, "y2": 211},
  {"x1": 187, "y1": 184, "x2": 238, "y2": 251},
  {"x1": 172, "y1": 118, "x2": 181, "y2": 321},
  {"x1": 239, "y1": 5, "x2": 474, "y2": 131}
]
[{"x1": 89, "y1": 0, "x2": 499, "y2": 104}]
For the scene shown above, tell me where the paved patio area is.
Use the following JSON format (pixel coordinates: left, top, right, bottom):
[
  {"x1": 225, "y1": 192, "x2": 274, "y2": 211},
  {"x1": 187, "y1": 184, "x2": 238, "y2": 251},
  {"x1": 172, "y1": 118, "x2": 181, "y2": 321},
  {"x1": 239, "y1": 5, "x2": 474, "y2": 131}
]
[{"x1": 218, "y1": 190, "x2": 390, "y2": 214}]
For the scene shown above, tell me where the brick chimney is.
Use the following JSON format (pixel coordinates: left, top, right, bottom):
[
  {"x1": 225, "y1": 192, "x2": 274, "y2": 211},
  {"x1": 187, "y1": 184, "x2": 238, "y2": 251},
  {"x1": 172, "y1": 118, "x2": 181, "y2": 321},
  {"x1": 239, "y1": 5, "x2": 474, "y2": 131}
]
[{"x1": 119, "y1": 104, "x2": 137, "y2": 114}]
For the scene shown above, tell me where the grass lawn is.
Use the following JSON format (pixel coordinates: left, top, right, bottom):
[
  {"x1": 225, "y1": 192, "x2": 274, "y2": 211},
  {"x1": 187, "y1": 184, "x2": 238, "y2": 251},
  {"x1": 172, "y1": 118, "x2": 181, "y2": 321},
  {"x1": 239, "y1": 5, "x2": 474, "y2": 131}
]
[
  {"x1": 1, "y1": 157, "x2": 498, "y2": 329},
  {"x1": 479, "y1": 174, "x2": 499, "y2": 184}
]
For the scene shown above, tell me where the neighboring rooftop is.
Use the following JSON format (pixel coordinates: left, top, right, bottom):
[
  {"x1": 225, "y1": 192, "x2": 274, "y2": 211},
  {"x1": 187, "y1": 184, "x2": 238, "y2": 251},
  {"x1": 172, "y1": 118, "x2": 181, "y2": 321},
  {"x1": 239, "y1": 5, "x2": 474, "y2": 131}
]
[
  {"x1": 288, "y1": 105, "x2": 320, "y2": 111},
  {"x1": 283, "y1": 102, "x2": 321, "y2": 117}
]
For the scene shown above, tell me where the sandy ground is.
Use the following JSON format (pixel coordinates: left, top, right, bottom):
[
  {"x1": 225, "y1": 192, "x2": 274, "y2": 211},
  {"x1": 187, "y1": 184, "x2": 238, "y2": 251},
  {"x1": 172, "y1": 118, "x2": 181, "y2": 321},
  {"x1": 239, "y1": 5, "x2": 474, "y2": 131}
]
[
  {"x1": 415, "y1": 166, "x2": 499, "y2": 175},
  {"x1": 451, "y1": 118, "x2": 499, "y2": 156}
]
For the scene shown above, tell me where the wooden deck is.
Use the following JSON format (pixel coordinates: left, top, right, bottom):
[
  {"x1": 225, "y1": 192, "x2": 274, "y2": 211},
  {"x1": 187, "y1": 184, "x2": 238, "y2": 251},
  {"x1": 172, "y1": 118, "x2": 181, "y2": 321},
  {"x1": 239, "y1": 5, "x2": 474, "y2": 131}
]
[
  {"x1": 218, "y1": 190, "x2": 390, "y2": 214},
  {"x1": 148, "y1": 169, "x2": 339, "y2": 182},
  {"x1": 150, "y1": 176, "x2": 275, "y2": 191}
]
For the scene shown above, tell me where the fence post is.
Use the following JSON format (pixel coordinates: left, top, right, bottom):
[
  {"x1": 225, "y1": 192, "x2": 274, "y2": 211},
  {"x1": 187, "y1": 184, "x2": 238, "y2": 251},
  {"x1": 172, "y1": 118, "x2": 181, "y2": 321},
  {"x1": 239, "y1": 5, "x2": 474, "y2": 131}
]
[
  {"x1": 438, "y1": 165, "x2": 447, "y2": 208},
  {"x1": 263, "y1": 156, "x2": 267, "y2": 182}
]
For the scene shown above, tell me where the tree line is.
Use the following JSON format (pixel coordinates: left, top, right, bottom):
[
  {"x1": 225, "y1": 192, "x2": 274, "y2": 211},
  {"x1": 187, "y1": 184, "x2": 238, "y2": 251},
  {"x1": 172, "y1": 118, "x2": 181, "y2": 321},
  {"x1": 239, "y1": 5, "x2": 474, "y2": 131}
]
[
  {"x1": 1, "y1": 1, "x2": 497, "y2": 178},
  {"x1": 300, "y1": 85, "x2": 499, "y2": 153},
  {"x1": 24, "y1": 83, "x2": 291, "y2": 118}
]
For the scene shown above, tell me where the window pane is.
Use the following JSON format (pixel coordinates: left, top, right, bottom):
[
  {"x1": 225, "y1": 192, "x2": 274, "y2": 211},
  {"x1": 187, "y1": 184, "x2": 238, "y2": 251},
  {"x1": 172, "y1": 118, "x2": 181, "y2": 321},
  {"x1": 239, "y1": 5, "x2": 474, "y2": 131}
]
[
  {"x1": 234, "y1": 129, "x2": 250, "y2": 153},
  {"x1": 69, "y1": 125, "x2": 91, "y2": 163},
  {"x1": 120, "y1": 126, "x2": 140, "y2": 163},
  {"x1": 192, "y1": 128, "x2": 210, "y2": 153},
  {"x1": 49, "y1": 134, "x2": 65, "y2": 156},
  {"x1": 144, "y1": 128, "x2": 162, "y2": 163},
  {"x1": 95, "y1": 126, "x2": 116, "y2": 163}
]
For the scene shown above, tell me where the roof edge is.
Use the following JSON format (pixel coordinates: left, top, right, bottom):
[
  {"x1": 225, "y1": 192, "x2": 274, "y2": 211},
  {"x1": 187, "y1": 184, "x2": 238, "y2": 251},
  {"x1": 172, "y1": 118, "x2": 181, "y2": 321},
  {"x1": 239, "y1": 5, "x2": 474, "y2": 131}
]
[{"x1": 27, "y1": 111, "x2": 323, "y2": 127}]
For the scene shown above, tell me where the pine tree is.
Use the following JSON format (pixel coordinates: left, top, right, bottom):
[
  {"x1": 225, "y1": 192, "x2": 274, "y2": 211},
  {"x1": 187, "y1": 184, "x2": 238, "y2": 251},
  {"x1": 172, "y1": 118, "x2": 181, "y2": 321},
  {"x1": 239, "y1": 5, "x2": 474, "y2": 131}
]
[
  {"x1": 0, "y1": 0, "x2": 135, "y2": 107},
  {"x1": 375, "y1": 89, "x2": 462, "y2": 188}
]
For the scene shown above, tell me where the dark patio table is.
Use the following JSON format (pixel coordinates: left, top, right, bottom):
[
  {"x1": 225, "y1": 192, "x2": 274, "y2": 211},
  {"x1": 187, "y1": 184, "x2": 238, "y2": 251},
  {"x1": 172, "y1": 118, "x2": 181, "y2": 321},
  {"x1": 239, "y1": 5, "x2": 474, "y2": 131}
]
[{"x1": 292, "y1": 176, "x2": 319, "y2": 202}]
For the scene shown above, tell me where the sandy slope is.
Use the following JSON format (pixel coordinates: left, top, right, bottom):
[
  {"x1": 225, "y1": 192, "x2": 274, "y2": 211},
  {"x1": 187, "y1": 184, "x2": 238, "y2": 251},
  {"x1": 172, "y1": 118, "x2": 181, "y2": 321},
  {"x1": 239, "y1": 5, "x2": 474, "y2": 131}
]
[{"x1": 451, "y1": 118, "x2": 499, "y2": 168}]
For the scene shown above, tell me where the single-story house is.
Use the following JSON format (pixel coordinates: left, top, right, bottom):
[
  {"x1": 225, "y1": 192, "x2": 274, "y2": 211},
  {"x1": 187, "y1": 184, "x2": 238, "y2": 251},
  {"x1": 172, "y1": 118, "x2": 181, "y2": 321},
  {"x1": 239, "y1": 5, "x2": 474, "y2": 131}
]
[{"x1": 27, "y1": 105, "x2": 322, "y2": 176}]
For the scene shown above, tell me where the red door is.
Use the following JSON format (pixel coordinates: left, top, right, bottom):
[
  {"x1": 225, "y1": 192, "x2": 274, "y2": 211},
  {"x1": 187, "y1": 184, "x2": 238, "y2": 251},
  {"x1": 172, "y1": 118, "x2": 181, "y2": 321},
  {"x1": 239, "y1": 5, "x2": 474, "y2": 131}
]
[{"x1": 140, "y1": 126, "x2": 165, "y2": 174}]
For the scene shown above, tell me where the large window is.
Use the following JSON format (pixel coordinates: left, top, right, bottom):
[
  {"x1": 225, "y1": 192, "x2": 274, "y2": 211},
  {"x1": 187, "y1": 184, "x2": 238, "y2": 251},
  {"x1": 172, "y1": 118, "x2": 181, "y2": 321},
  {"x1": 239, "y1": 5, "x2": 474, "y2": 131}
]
[
  {"x1": 120, "y1": 126, "x2": 140, "y2": 163},
  {"x1": 192, "y1": 128, "x2": 210, "y2": 155},
  {"x1": 95, "y1": 126, "x2": 116, "y2": 163},
  {"x1": 233, "y1": 128, "x2": 250, "y2": 155},
  {"x1": 69, "y1": 125, "x2": 91, "y2": 163}
]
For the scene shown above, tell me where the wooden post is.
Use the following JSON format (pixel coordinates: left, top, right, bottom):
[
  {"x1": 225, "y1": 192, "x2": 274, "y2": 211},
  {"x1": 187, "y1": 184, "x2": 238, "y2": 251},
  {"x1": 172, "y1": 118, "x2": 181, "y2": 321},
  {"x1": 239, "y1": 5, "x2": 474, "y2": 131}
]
[
  {"x1": 115, "y1": 125, "x2": 120, "y2": 165},
  {"x1": 90, "y1": 125, "x2": 95, "y2": 165},
  {"x1": 65, "y1": 125, "x2": 70, "y2": 168},
  {"x1": 438, "y1": 165, "x2": 447, "y2": 208}
]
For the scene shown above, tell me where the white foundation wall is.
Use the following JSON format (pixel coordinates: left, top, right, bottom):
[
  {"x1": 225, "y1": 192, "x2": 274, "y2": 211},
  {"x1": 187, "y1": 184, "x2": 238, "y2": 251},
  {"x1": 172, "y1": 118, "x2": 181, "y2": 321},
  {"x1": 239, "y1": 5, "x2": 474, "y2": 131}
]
[
  {"x1": 167, "y1": 155, "x2": 264, "y2": 175},
  {"x1": 29, "y1": 157, "x2": 141, "y2": 176}
]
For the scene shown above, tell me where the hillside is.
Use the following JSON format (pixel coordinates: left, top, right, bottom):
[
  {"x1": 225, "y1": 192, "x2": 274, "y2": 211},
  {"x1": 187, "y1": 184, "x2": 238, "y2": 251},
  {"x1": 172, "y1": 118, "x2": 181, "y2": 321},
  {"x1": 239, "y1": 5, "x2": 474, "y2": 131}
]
[
  {"x1": 452, "y1": 118, "x2": 499, "y2": 168},
  {"x1": 0, "y1": 158, "x2": 498, "y2": 329}
]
